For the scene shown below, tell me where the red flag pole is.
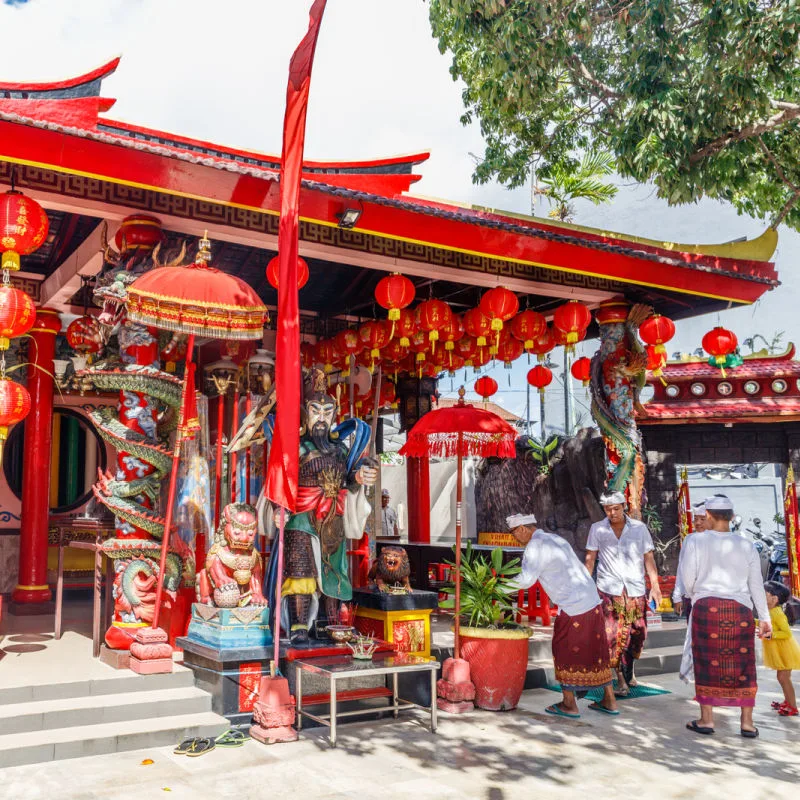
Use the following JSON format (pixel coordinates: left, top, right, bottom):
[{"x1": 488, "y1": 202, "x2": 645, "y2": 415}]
[
  {"x1": 271, "y1": 505, "x2": 286, "y2": 674},
  {"x1": 454, "y1": 432, "x2": 463, "y2": 660},
  {"x1": 152, "y1": 333, "x2": 196, "y2": 632},
  {"x1": 214, "y1": 392, "x2": 224, "y2": 527}
]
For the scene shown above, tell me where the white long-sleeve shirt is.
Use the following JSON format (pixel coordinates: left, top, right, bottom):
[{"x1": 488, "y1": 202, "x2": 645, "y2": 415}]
[
  {"x1": 510, "y1": 529, "x2": 601, "y2": 617},
  {"x1": 677, "y1": 530, "x2": 769, "y2": 621}
]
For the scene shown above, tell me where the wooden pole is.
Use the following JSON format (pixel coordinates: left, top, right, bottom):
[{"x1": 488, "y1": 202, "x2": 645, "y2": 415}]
[
  {"x1": 245, "y1": 392, "x2": 252, "y2": 504},
  {"x1": 214, "y1": 393, "x2": 224, "y2": 528},
  {"x1": 271, "y1": 505, "x2": 286, "y2": 675},
  {"x1": 152, "y1": 333, "x2": 195, "y2": 632}
]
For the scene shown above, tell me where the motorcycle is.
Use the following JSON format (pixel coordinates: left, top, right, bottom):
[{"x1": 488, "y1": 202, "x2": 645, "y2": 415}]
[{"x1": 743, "y1": 518, "x2": 787, "y2": 582}]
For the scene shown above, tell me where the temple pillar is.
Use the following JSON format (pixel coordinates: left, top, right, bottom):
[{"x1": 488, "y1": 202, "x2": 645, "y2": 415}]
[
  {"x1": 406, "y1": 455, "x2": 430, "y2": 544},
  {"x1": 12, "y1": 308, "x2": 61, "y2": 608}
]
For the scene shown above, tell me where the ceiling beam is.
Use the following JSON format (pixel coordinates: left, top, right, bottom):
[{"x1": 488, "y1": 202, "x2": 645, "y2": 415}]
[{"x1": 40, "y1": 219, "x2": 121, "y2": 308}]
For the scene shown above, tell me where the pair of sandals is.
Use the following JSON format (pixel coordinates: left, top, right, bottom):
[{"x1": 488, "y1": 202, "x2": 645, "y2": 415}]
[
  {"x1": 545, "y1": 702, "x2": 619, "y2": 719},
  {"x1": 174, "y1": 728, "x2": 249, "y2": 756},
  {"x1": 771, "y1": 700, "x2": 799, "y2": 717},
  {"x1": 686, "y1": 720, "x2": 759, "y2": 738}
]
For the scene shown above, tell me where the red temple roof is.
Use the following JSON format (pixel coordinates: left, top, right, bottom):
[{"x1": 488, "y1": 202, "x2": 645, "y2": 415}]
[{"x1": 641, "y1": 346, "x2": 800, "y2": 424}]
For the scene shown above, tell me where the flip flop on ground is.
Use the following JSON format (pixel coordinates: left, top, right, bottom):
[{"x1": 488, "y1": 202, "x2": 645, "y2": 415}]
[
  {"x1": 185, "y1": 737, "x2": 216, "y2": 756},
  {"x1": 588, "y1": 702, "x2": 620, "y2": 716},
  {"x1": 686, "y1": 720, "x2": 715, "y2": 735},
  {"x1": 545, "y1": 704, "x2": 581, "y2": 719},
  {"x1": 741, "y1": 728, "x2": 760, "y2": 738},
  {"x1": 173, "y1": 738, "x2": 199, "y2": 755},
  {"x1": 215, "y1": 729, "x2": 249, "y2": 748}
]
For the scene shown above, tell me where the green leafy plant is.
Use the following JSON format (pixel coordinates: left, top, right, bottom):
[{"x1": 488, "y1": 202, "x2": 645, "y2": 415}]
[
  {"x1": 522, "y1": 434, "x2": 560, "y2": 475},
  {"x1": 642, "y1": 504, "x2": 664, "y2": 536},
  {"x1": 440, "y1": 543, "x2": 522, "y2": 628},
  {"x1": 430, "y1": 1, "x2": 800, "y2": 230}
]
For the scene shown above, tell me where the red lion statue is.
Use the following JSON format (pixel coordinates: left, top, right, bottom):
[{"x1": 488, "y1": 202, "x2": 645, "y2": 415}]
[{"x1": 196, "y1": 503, "x2": 267, "y2": 608}]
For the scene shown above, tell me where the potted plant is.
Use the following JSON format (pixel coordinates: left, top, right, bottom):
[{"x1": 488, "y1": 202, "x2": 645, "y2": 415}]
[{"x1": 442, "y1": 543, "x2": 532, "y2": 711}]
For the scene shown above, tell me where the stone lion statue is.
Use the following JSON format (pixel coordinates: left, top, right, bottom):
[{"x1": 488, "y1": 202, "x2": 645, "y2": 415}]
[{"x1": 368, "y1": 545, "x2": 412, "y2": 593}]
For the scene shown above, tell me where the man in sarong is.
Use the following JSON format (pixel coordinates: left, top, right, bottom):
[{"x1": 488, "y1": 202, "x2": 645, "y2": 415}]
[
  {"x1": 585, "y1": 491, "x2": 661, "y2": 695},
  {"x1": 508, "y1": 514, "x2": 617, "y2": 718},
  {"x1": 678, "y1": 494, "x2": 771, "y2": 737}
]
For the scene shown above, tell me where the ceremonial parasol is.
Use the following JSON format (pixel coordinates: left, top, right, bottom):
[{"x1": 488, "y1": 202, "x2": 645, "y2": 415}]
[
  {"x1": 399, "y1": 387, "x2": 516, "y2": 658},
  {"x1": 127, "y1": 233, "x2": 268, "y2": 634}
]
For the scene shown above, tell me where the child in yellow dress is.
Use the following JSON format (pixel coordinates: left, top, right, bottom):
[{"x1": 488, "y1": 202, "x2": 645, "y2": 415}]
[{"x1": 763, "y1": 581, "x2": 800, "y2": 716}]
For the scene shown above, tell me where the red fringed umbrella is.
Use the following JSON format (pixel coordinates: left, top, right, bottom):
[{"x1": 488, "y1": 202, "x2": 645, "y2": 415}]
[
  {"x1": 400, "y1": 388, "x2": 516, "y2": 658},
  {"x1": 126, "y1": 233, "x2": 268, "y2": 635}
]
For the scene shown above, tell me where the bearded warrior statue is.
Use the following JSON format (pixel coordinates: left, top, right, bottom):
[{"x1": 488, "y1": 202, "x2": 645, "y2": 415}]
[{"x1": 263, "y1": 370, "x2": 376, "y2": 644}]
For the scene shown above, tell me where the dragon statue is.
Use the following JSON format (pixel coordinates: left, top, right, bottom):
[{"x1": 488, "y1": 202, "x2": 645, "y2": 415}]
[
  {"x1": 80, "y1": 218, "x2": 191, "y2": 650},
  {"x1": 589, "y1": 298, "x2": 652, "y2": 519}
]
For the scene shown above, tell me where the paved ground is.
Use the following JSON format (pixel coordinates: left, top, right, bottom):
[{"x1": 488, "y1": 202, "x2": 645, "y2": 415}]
[{"x1": 1, "y1": 666, "x2": 797, "y2": 800}]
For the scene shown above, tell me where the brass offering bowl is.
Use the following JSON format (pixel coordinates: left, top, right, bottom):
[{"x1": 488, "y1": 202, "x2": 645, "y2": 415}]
[{"x1": 325, "y1": 625, "x2": 355, "y2": 643}]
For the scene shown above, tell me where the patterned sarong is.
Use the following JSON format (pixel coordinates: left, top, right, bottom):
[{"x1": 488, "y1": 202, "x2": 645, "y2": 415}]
[
  {"x1": 691, "y1": 597, "x2": 757, "y2": 708},
  {"x1": 599, "y1": 590, "x2": 647, "y2": 671},
  {"x1": 552, "y1": 605, "x2": 613, "y2": 690}
]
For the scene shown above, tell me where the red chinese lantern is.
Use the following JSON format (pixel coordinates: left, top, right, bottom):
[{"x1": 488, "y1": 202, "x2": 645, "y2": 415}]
[
  {"x1": 480, "y1": 287, "x2": 519, "y2": 346},
  {"x1": 646, "y1": 344, "x2": 667, "y2": 376},
  {"x1": 301, "y1": 341, "x2": 316, "y2": 370},
  {"x1": 382, "y1": 339, "x2": 407, "y2": 364},
  {"x1": 379, "y1": 380, "x2": 397, "y2": 408},
  {"x1": 455, "y1": 335, "x2": 478, "y2": 365},
  {"x1": 474, "y1": 375, "x2": 498, "y2": 401},
  {"x1": 394, "y1": 307, "x2": 417, "y2": 347},
  {"x1": 527, "y1": 364, "x2": 553, "y2": 395},
  {"x1": 375, "y1": 273, "x2": 415, "y2": 323},
  {"x1": 530, "y1": 328, "x2": 555, "y2": 363},
  {"x1": 0, "y1": 190, "x2": 50, "y2": 273},
  {"x1": 315, "y1": 339, "x2": 337, "y2": 374},
  {"x1": 416, "y1": 299, "x2": 452, "y2": 351},
  {"x1": 702, "y1": 326, "x2": 739, "y2": 375},
  {"x1": 334, "y1": 328, "x2": 362, "y2": 377},
  {"x1": 359, "y1": 320, "x2": 390, "y2": 372},
  {"x1": 408, "y1": 328, "x2": 430, "y2": 376},
  {"x1": 570, "y1": 356, "x2": 592, "y2": 386},
  {"x1": 115, "y1": 214, "x2": 163, "y2": 253},
  {"x1": 441, "y1": 314, "x2": 464, "y2": 367},
  {"x1": 67, "y1": 315, "x2": 103, "y2": 355},
  {"x1": 639, "y1": 314, "x2": 676, "y2": 366},
  {"x1": 463, "y1": 307, "x2": 492, "y2": 348},
  {"x1": 446, "y1": 354, "x2": 465, "y2": 376},
  {"x1": 0, "y1": 376, "x2": 31, "y2": 460},
  {"x1": 498, "y1": 336, "x2": 524, "y2": 369},
  {"x1": 266, "y1": 255, "x2": 310, "y2": 290},
  {"x1": 0, "y1": 284, "x2": 35, "y2": 351},
  {"x1": 511, "y1": 310, "x2": 547, "y2": 353},
  {"x1": 553, "y1": 300, "x2": 592, "y2": 350}
]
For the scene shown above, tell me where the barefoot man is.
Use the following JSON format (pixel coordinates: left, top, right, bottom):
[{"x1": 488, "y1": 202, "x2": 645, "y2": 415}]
[
  {"x1": 507, "y1": 513, "x2": 618, "y2": 718},
  {"x1": 585, "y1": 492, "x2": 661, "y2": 695}
]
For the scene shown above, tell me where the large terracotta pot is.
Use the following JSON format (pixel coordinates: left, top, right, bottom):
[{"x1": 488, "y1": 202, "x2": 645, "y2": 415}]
[{"x1": 460, "y1": 625, "x2": 533, "y2": 711}]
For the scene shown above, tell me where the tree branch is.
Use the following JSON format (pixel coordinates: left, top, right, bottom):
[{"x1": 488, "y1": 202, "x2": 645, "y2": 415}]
[
  {"x1": 757, "y1": 136, "x2": 799, "y2": 192},
  {"x1": 690, "y1": 100, "x2": 800, "y2": 163},
  {"x1": 565, "y1": 54, "x2": 620, "y2": 104},
  {"x1": 773, "y1": 189, "x2": 800, "y2": 229}
]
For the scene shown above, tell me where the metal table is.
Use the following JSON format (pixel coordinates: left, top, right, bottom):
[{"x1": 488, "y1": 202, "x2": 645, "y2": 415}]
[{"x1": 294, "y1": 653, "x2": 440, "y2": 746}]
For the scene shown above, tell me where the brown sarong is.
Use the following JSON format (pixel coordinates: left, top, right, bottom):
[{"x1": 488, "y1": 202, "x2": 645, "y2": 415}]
[
  {"x1": 691, "y1": 597, "x2": 757, "y2": 708},
  {"x1": 552, "y1": 605, "x2": 613, "y2": 691},
  {"x1": 599, "y1": 590, "x2": 647, "y2": 671}
]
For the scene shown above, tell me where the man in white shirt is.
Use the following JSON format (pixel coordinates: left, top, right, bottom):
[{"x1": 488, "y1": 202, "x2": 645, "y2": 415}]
[
  {"x1": 672, "y1": 502, "x2": 707, "y2": 617},
  {"x1": 585, "y1": 491, "x2": 661, "y2": 695},
  {"x1": 508, "y1": 513, "x2": 618, "y2": 718},
  {"x1": 678, "y1": 494, "x2": 772, "y2": 738}
]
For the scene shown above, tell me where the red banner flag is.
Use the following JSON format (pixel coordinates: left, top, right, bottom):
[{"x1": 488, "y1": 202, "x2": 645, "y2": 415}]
[{"x1": 266, "y1": 0, "x2": 327, "y2": 512}]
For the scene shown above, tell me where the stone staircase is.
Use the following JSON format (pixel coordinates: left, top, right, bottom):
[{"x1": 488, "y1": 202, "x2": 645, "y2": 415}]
[{"x1": 0, "y1": 664, "x2": 228, "y2": 768}]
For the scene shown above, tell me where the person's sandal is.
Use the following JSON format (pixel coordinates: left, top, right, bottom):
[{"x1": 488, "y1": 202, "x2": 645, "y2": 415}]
[
  {"x1": 173, "y1": 737, "x2": 199, "y2": 755},
  {"x1": 740, "y1": 727, "x2": 759, "y2": 738},
  {"x1": 686, "y1": 720, "x2": 715, "y2": 735},
  {"x1": 779, "y1": 705, "x2": 799, "y2": 717}
]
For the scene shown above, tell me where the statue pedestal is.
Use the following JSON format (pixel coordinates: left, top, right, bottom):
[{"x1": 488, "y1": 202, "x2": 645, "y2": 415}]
[
  {"x1": 186, "y1": 604, "x2": 272, "y2": 650},
  {"x1": 178, "y1": 605, "x2": 273, "y2": 729},
  {"x1": 352, "y1": 589, "x2": 438, "y2": 657}
]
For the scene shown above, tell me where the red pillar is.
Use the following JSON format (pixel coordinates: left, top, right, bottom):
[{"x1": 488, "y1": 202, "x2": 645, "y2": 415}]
[
  {"x1": 406, "y1": 455, "x2": 431, "y2": 544},
  {"x1": 12, "y1": 308, "x2": 61, "y2": 607}
]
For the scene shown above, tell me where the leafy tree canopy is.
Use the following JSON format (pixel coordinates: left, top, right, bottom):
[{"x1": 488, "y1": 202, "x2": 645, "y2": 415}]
[{"x1": 429, "y1": 0, "x2": 800, "y2": 229}]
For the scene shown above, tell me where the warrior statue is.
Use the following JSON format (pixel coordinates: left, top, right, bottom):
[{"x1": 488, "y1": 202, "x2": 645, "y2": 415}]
[
  {"x1": 589, "y1": 298, "x2": 652, "y2": 518},
  {"x1": 263, "y1": 369, "x2": 376, "y2": 644}
]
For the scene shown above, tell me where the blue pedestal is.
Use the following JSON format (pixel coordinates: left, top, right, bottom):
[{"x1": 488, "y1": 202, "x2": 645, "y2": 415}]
[{"x1": 186, "y1": 604, "x2": 273, "y2": 649}]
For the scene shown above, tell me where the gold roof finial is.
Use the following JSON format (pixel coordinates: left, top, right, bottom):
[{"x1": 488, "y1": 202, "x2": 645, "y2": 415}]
[{"x1": 197, "y1": 230, "x2": 212, "y2": 264}]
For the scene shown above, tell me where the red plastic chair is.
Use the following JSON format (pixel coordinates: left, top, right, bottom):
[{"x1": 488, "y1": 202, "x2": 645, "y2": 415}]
[{"x1": 516, "y1": 582, "x2": 557, "y2": 626}]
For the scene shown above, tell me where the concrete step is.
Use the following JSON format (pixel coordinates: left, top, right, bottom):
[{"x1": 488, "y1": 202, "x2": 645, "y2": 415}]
[
  {"x1": 0, "y1": 664, "x2": 196, "y2": 706},
  {"x1": 0, "y1": 685, "x2": 213, "y2": 735},
  {"x1": 0, "y1": 710, "x2": 229, "y2": 769}
]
